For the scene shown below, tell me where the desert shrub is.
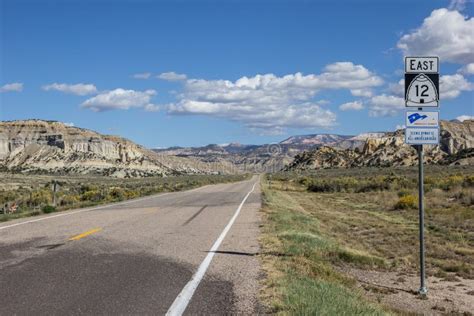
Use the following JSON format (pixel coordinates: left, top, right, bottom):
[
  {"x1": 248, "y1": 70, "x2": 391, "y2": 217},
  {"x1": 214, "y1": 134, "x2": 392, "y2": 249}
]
[
  {"x1": 308, "y1": 180, "x2": 337, "y2": 193},
  {"x1": 124, "y1": 189, "x2": 139, "y2": 199},
  {"x1": 394, "y1": 195, "x2": 417, "y2": 210},
  {"x1": 29, "y1": 189, "x2": 52, "y2": 206},
  {"x1": 454, "y1": 190, "x2": 474, "y2": 206},
  {"x1": 307, "y1": 176, "x2": 392, "y2": 193},
  {"x1": 463, "y1": 175, "x2": 474, "y2": 187},
  {"x1": 80, "y1": 184, "x2": 100, "y2": 194},
  {"x1": 0, "y1": 191, "x2": 19, "y2": 204},
  {"x1": 42, "y1": 205, "x2": 56, "y2": 214},
  {"x1": 108, "y1": 187, "x2": 125, "y2": 201},
  {"x1": 464, "y1": 194, "x2": 474, "y2": 206},
  {"x1": 60, "y1": 194, "x2": 79, "y2": 206},
  {"x1": 298, "y1": 177, "x2": 311, "y2": 186},
  {"x1": 81, "y1": 190, "x2": 102, "y2": 202},
  {"x1": 447, "y1": 175, "x2": 464, "y2": 187},
  {"x1": 397, "y1": 189, "x2": 411, "y2": 197},
  {"x1": 432, "y1": 175, "x2": 465, "y2": 191},
  {"x1": 355, "y1": 180, "x2": 390, "y2": 193}
]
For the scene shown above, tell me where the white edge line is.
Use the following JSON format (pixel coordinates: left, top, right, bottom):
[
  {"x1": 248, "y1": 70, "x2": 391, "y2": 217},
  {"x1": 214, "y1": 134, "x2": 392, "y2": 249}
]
[
  {"x1": 0, "y1": 180, "x2": 219, "y2": 231},
  {"x1": 166, "y1": 181, "x2": 257, "y2": 316}
]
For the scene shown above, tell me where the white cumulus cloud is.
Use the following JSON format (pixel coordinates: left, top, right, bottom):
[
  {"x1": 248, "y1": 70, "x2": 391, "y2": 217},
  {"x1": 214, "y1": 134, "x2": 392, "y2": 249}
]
[
  {"x1": 42, "y1": 83, "x2": 98, "y2": 96},
  {"x1": 144, "y1": 104, "x2": 160, "y2": 112},
  {"x1": 132, "y1": 72, "x2": 152, "y2": 79},
  {"x1": 397, "y1": 8, "x2": 474, "y2": 64},
  {"x1": 440, "y1": 74, "x2": 473, "y2": 98},
  {"x1": 157, "y1": 72, "x2": 187, "y2": 81},
  {"x1": 166, "y1": 62, "x2": 382, "y2": 132},
  {"x1": 456, "y1": 115, "x2": 473, "y2": 121},
  {"x1": 339, "y1": 101, "x2": 364, "y2": 111},
  {"x1": 81, "y1": 89, "x2": 157, "y2": 112},
  {"x1": 0, "y1": 82, "x2": 23, "y2": 92},
  {"x1": 458, "y1": 63, "x2": 474, "y2": 75},
  {"x1": 368, "y1": 94, "x2": 405, "y2": 117},
  {"x1": 350, "y1": 89, "x2": 373, "y2": 97},
  {"x1": 388, "y1": 79, "x2": 405, "y2": 97},
  {"x1": 449, "y1": 0, "x2": 467, "y2": 11}
]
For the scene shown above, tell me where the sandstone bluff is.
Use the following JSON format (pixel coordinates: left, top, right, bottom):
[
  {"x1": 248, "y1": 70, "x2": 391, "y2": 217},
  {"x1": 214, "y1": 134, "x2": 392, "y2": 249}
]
[
  {"x1": 0, "y1": 120, "x2": 230, "y2": 177},
  {"x1": 286, "y1": 120, "x2": 474, "y2": 170}
]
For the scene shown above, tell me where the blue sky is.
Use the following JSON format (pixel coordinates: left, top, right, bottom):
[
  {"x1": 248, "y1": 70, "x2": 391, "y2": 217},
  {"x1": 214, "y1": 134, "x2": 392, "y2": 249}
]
[{"x1": 1, "y1": 0, "x2": 473, "y2": 148}]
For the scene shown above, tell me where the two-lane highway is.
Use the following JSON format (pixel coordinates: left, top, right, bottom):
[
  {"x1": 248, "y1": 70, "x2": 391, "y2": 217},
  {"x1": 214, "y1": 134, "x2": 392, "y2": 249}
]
[{"x1": 0, "y1": 175, "x2": 262, "y2": 315}]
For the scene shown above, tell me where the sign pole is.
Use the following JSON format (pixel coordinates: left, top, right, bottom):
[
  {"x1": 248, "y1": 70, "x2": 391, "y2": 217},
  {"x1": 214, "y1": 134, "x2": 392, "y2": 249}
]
[
  {"x1": 405, "y1": 56, "x2": 440, "y2": 297},
  {"x1": 417, "y1": 144, "x2": 427, "y2": 296}
]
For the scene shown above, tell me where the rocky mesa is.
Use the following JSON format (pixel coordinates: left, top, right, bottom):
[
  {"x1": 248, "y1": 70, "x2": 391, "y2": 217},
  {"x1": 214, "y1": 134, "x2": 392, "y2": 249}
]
[
  {"x1": 286, "y1": 120, "x2": 474, "y2": 170},
  {"x1": 0, "y1": 120, "x2": 230, "y2": 177}
]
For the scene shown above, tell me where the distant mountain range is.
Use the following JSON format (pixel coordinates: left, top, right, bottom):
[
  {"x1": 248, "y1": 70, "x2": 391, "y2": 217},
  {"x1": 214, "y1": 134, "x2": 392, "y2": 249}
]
[{"x1": 152, "y1": 132, "x2": 385, "y2": 172}]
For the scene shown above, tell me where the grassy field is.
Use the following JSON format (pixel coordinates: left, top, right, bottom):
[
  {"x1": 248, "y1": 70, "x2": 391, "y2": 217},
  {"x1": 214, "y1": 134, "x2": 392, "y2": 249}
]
[
  {"x1": 260, "y1": 165, "x2": 473, "y2": 315},
  {"x1": 0, "y1": 173, "x2": 251, "y2": 222}
]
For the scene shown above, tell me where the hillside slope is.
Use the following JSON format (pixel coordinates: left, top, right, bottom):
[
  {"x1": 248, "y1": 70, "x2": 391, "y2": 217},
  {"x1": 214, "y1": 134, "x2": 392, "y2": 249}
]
[
  {"x1": 0, "y1": 120, "x2": 231, "y2": 177},
  {"x1": 286, "y1": 120, "x2": 474, "y2": 170}
]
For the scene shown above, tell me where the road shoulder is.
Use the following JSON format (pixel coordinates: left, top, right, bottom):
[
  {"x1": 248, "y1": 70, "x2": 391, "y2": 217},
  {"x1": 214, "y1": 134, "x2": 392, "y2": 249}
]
[{"x1": 189, "y1": 178, "x2": 265, "y2": 314}]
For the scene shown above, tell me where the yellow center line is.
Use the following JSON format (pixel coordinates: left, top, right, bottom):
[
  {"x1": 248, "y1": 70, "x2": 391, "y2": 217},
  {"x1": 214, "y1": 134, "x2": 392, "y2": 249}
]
[{"x1": 68, "y1": 228, "x2": 102, "y2": 241}]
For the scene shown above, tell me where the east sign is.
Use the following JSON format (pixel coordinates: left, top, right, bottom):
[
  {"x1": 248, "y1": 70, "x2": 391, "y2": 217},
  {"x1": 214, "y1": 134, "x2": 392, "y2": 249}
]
[{"x1": 405, "y1": 57, "x2": 439, "y2": 107}]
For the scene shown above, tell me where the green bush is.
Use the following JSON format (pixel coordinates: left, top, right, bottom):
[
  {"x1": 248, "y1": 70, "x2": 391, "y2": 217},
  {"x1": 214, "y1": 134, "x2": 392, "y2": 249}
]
[
  {"x1": 394, "y1": 195, "x2": 417, "y2": 210},
  {"x1": 42, "y1": 205, "x2": 56, "y2": 214}
]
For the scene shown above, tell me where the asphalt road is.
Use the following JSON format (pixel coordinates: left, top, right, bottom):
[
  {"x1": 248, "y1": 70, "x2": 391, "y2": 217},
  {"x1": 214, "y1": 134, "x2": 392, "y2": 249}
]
[{"x1": 0, "y1": 175, "x2": 263, "y2": 315}]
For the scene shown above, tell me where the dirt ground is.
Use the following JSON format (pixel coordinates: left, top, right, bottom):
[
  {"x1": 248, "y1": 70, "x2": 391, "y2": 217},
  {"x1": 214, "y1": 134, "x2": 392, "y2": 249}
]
[{"x1": 341, "y1": 266, "x2": 474, "y2": 315}]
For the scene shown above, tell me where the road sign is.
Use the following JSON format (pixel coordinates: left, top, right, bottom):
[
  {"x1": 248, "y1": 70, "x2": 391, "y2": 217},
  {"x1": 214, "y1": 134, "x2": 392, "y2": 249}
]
[
  {"x1": 406, "y1": 111, "x2": 439, "y2": 128},
  {"x1": 405, "y1": 57, "x2": 439, "y2": 107},
  {"x1": 405, "y1": 57, "x2": 438, "y2": 73},
  {"x1": 405, "y1": 127, "x2": 440, "y2": 145},
  {"x1": 404, "y1": 56, "x2": 440, "y2": 297}
]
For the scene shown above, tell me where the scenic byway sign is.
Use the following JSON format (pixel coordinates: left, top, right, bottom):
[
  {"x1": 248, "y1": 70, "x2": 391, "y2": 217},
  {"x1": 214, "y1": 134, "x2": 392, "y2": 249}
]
[
  {"x1": 405, "y1": 57, "x2": 439, "y2": 107},
  {"x1": 405, "y1": 127, "x2": 439, "y2": 145},
  {"x1": 406, "y1": 111, "x2": 439, "y2": 128}
]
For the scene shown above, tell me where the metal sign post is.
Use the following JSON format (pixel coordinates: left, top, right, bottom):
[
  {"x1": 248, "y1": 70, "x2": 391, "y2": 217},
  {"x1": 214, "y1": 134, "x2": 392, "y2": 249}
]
[
  {"x1": 404, "y1": 56, "x2": 440, "y2": 296},
  {"x1": 52, "y1": 180, "x2": 58, "y2": 207},
  {"x1": 417, "y1": 145, "x2": 427, "y2": 295}
]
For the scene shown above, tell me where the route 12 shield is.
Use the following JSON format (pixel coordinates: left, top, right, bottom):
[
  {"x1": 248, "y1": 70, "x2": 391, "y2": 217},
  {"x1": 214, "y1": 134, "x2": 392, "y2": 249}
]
[
  {"x1": 405, "y1": 57, "x2": 439, "y2": 107},
  {"x1": 406, "y1": 74, "x2": 438, "y2": 106}
]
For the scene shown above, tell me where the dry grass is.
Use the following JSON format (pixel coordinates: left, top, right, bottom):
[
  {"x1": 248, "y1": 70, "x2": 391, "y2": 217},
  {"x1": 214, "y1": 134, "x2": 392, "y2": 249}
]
[
  {"x1": 260, "y1": 165, "x2": 474, "y2": 314},
  {"x1": 0, "y1": 173, "x2": 251, "y2": 221},
  {"x1": 259, "y1": 178, "x2": 390, "y2": 315}
]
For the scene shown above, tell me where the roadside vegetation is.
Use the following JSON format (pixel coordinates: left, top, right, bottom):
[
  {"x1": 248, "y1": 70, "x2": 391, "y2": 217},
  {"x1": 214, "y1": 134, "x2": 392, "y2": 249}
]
[
  {"x1": 260, "y1": 165, "x2": 473, "y2": 315},
  {"x1": 0, "y1": 173, "x2": 250, "y2": 222}
]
